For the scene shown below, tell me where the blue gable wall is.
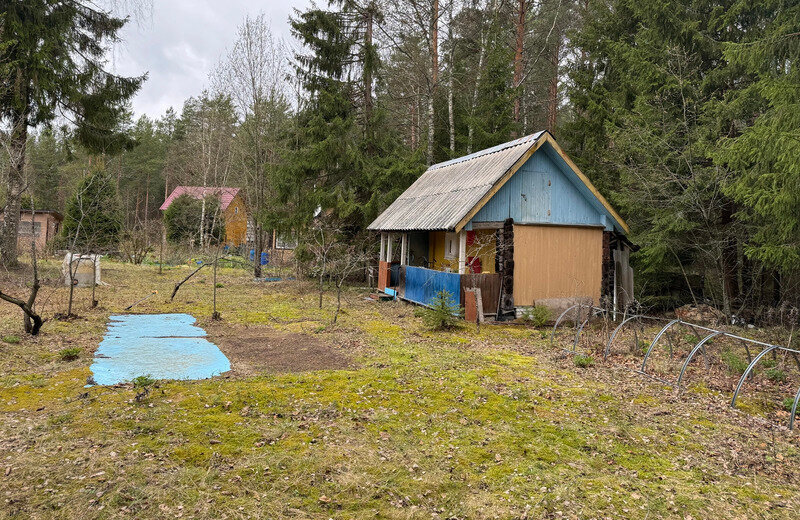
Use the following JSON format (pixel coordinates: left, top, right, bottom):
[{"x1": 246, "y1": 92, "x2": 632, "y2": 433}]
[{"x1": 471, "y1": 142, "x2": 619, "y2": 231}]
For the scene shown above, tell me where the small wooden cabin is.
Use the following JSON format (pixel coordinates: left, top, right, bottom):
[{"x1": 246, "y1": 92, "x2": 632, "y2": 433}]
[
  {"x1": 160, "y1": 186, "x2": 248, "y2": 246},
  {"x1": 368, "y1": 131, "x2": 635, "y2": 317},
  {"x1": 0, "y1": 209, "x2": 63, "y2": 252}
]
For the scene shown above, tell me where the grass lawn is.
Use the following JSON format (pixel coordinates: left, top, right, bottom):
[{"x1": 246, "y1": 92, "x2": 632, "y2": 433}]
[{"x1": 1, "y1": 259, "x2": 799, "y2": 519}]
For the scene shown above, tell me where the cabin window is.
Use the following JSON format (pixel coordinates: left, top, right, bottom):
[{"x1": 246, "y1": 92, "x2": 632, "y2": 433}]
[
  {"x1": 444, "y1": 232, "x2": 458, "y2": 260},
  {"x1": 276, "y1": 233, "x2": 297, "y2": 250},
  {"x1": 19, "y1": 221, "x2": 41, "y2": 237}
]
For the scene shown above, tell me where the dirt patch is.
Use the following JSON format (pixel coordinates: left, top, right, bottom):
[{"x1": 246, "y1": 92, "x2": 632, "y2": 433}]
[{"x1": 208, "y1": 325, "x2": 352, "y2": 376}]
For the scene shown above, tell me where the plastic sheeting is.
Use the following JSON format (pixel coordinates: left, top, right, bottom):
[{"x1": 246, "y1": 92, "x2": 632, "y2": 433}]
[{"x1": 90, "y1": 314, "x2": 230, "y2": 386}]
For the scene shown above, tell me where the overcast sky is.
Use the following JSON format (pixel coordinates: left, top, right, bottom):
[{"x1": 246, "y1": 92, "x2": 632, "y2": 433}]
[{"x1": 110, "y1": 0, "x2": 311, "y2": 119}]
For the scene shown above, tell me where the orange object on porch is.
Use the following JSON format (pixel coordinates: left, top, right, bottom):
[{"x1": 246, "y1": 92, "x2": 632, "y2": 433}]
[{"x1": 378, "y1": 261, "x2": 392, "y2": 292}]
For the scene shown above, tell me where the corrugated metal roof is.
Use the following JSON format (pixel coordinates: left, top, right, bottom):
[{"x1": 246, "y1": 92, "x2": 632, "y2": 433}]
[{"x1": 368, "y1": 132, "x2": 546, "y2": 232}]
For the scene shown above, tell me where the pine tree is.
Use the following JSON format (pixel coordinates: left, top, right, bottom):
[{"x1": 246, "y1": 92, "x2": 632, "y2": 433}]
[{"x1": 0, "y1": 1, "x2": 144, "y2": 265}]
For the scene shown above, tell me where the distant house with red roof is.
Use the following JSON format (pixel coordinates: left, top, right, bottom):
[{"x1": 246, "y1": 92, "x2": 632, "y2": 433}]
[{"x1": 160, "y1": 186, "x2": 248, "y2": 246}]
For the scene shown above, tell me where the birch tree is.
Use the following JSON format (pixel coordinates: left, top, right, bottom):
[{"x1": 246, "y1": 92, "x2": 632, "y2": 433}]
[{"x1": 216, "y1": 14, "x2": 290, "y2": 277}]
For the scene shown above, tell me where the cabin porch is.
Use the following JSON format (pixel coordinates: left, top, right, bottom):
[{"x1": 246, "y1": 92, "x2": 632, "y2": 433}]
[{"x1": 377, "y1": 230, "x2": 502, "y2": 316}]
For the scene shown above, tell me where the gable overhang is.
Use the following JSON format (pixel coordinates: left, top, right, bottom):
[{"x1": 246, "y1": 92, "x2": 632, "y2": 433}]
[{"x1": 453, "y1": 133, "x2": 630, "y2": 234}]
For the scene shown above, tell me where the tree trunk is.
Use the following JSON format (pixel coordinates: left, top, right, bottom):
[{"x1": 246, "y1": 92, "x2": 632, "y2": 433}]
[
  {"x1": 0, "y1": 116, "x2": 28, "y2": 267},
  {"x1": 67, "y1": 254, "x2": 77, "y2": 317},
  {"x1": 363, "y1": 5, "x2": 374, "y2": 135},
  {"x1": 546, "y1": 35, "x2": 561, "y2": 133},
  {"x1": 512, "y1": 0, "x2": 527, "y2": 132},
  {"x1": 427, "y1": 0, "x2": 439, "y2": 165},
  {"x1": 254, "y1": 226, "x2": 263, "y2": 278},
  {"x1": 467, "y1": 7, "x2": 490, "y2": 155},
  {"x1": 721, "y1": 203, "x2": 739, "y2": 312},
  {"x1": 447, "y1": 4, "x2": 455, "y2": 154}
]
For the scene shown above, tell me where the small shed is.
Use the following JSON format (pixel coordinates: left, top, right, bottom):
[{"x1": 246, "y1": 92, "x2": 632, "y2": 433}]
[
  {"x1": 368, "y1": 131, "x2": 635, "y2": 317},
  {"x1": 0, "y1": 209, "x2": 63, "y2": 252},
  {"x1": 160, "y1": 186, "x2": 248, "y2": 246}
]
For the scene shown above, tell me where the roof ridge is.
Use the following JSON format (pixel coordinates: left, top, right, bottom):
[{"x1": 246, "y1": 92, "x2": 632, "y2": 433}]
[{"x1": 428, "y1": 131, "x2": 546, "y2": 171}]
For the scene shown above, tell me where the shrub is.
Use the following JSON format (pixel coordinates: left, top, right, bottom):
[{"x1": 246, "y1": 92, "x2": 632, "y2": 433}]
[
  {"x1": 2, "y1": 335, "x2": 21, "y2": 344},
  {"x1": 133, "y1": 375, "x2": 156, "y2": 388},
  {"x1": 783, "y1": 397, "x2": 798, "y2": 413},
  {"x1": 419, "y1": 290, "x2": 462, "y2": 331},
  {"x1": 164, "y1": 194, "x2": 225, "y2": 246},
  {"x1": 58, "y1": 347, "x2": 81, "y2": 361},
  {"x1": 721, "y1": 349, "x2": 748, "y2": 374},
  {"x1": 132, "y1": 375, "x2": 157, "y2": 402},
  {"x1": 523, "y1": 306, "x2": 551, "y2": 327},
  {"x1": 761, "y1": 359, "x2": 777, "y2": 369},
  {"x1": 574, "y1": 354, "x2": 594, "y2": 368},
  {"x1": 765, "y1": 368, "x2": 786, "y2": 382}
]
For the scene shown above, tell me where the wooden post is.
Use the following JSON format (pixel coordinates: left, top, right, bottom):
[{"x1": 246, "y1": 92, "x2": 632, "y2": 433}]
[
  {"x1": 458, "y1": 230, "x2": 467, "y2": 274},
  {"x1": 400, "y1": 233, "x2": 408, "y2": 266},
  {"x1": 380, "y1": 232, "x2": 387, "y2": 263},
  {"x1": 387, "y1": 233, "x2": 393, "y2": 262}
]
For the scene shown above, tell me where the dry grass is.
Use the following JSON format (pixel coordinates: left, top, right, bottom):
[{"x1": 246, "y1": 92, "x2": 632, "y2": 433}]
[{"x1": 1, "y1": 258, "x2": 799, "y2": 519}]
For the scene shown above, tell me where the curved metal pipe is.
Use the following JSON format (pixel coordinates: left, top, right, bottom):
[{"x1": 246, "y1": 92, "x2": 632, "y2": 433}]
[
  {"x1": 604, "y1": 314, "x2": 643, "y2": 360},
  {"x1": 677, "y1": 331, "x2": 725, "y2": 388},
  {"x1": 641, "y1": 319, "x2": 682, "y2": 372},
  {"x1": 550, "y1": 304, "x2": 579, "y2": 347},
  {"x1": 790, "y1": 386, "x2": 800, "y2": 431},
  {"x1": 730, "y1": 345, "x2": 779, "y2": 408}
]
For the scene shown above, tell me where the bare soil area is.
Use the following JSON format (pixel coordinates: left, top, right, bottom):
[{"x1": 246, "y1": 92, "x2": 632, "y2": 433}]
[{"x1": 207, "y1": 324, "x2": 353, "y2": 376}]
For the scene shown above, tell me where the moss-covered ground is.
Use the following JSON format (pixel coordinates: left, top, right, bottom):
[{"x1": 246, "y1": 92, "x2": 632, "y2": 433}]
[{"x1": 1, "y1": 259, "x2": 799, "y2": 519}]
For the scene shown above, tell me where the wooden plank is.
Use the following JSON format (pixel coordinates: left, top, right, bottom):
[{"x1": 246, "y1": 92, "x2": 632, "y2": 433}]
[
  {"x1": 544, "y1": 135, "x2": 630, "y2": 233},
  {"x1": 454, "y1": 138, "x2": 547, "y2": 233},
  {"x1": 512, "y1": 224, "x2": 602, "y2": 306},
  {"x1": 460, "y1": 273, "x2": 501, "y2": 317}
]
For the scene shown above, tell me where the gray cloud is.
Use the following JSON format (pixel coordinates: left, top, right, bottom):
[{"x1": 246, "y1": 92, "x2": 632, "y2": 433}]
[{"x1": 110, "y1": 0, "x2": 310, "y2": 119}]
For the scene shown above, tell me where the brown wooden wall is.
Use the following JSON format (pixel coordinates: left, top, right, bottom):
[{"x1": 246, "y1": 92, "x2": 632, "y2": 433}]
[
  {"x1": 224, "y1": 195, "x2": 248, "y2": 246},
  {"x1": 460, "y1": 273, "x2": 501, "y2": 315},
  {"x1": 512, "y1": 224, "x2": 603, "y2": 306}
]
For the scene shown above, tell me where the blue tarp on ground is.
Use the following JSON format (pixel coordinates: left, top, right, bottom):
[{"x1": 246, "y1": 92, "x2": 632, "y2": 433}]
[
  {"x1": 90, "y1": 314, "x2": 230, "y2": 386},
  {"x1": 403, "y1": 266, "x2": 462, "y2": 307}
]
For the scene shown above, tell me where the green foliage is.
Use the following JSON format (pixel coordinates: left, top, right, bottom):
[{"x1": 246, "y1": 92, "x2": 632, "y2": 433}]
[
  {"x1": 0, "y1": 2, "x2": 143, "y2": 153},
  {"x1": 563, "y1": 0, "x2": 789, "y2": 312},
  {"x1": 522, "y1": 306, "x2": 551, "y2": 328},
  {"x1": 62, "y1": 167, "x2": 122, "y2": 251},
  {"x1": 287, "y1": 3, "x2": 423, "y2": 233},
  {"x1": 133, "y1": 375, "x2": 156, "y2": 388},
  {"x1": 782, "y1": 397, "x2": 797, "y2": 413},
  {"x1": 721, "y1": 350, "x2": 748, "y2": 374},
  {"x1": 764, "y1": 368, "x2": 786, "y2": 383},
  {"x1": 574, "y1": 354, "x2": 595, "y2": 368},
  {"x1": 715, "y1": 2, "x2": 800, "y2": 272},
  {"x1": 418, "y1": 291, "x2": 462, "y2": 331},
  {"x1": 761, "y1": 359, "x2": 777, "y2": 369},
  {"x1": 2, "y1": 335, "x2": 20, "y2": 344},
  {"x1": 163, "y1": 194, "x2": 225, "y2": 246},
  {"x1": 58, "y1": 348, "x2": 81, "y2": 362}
]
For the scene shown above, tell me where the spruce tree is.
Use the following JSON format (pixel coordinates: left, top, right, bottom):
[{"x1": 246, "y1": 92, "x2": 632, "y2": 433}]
[
  {"x1": 717, "y1": 2, "x2": 800, "y2": 273},
  {"x1": 62, "y1": 166, "x2": 123, "y2": 252},
  {"x1": 0, "y1": 1, "x2": 144, "y2": 265}
]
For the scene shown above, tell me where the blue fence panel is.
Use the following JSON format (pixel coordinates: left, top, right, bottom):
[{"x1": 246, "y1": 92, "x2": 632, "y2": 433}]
[{"x1": 403, "y1": 266, "x2": 462, "y2": 307}]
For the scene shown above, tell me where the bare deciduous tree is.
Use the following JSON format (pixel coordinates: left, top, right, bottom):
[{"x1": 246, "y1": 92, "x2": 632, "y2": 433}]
[{"x1": 215, "y1": 14, "x2": 290, "y2": 278}]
